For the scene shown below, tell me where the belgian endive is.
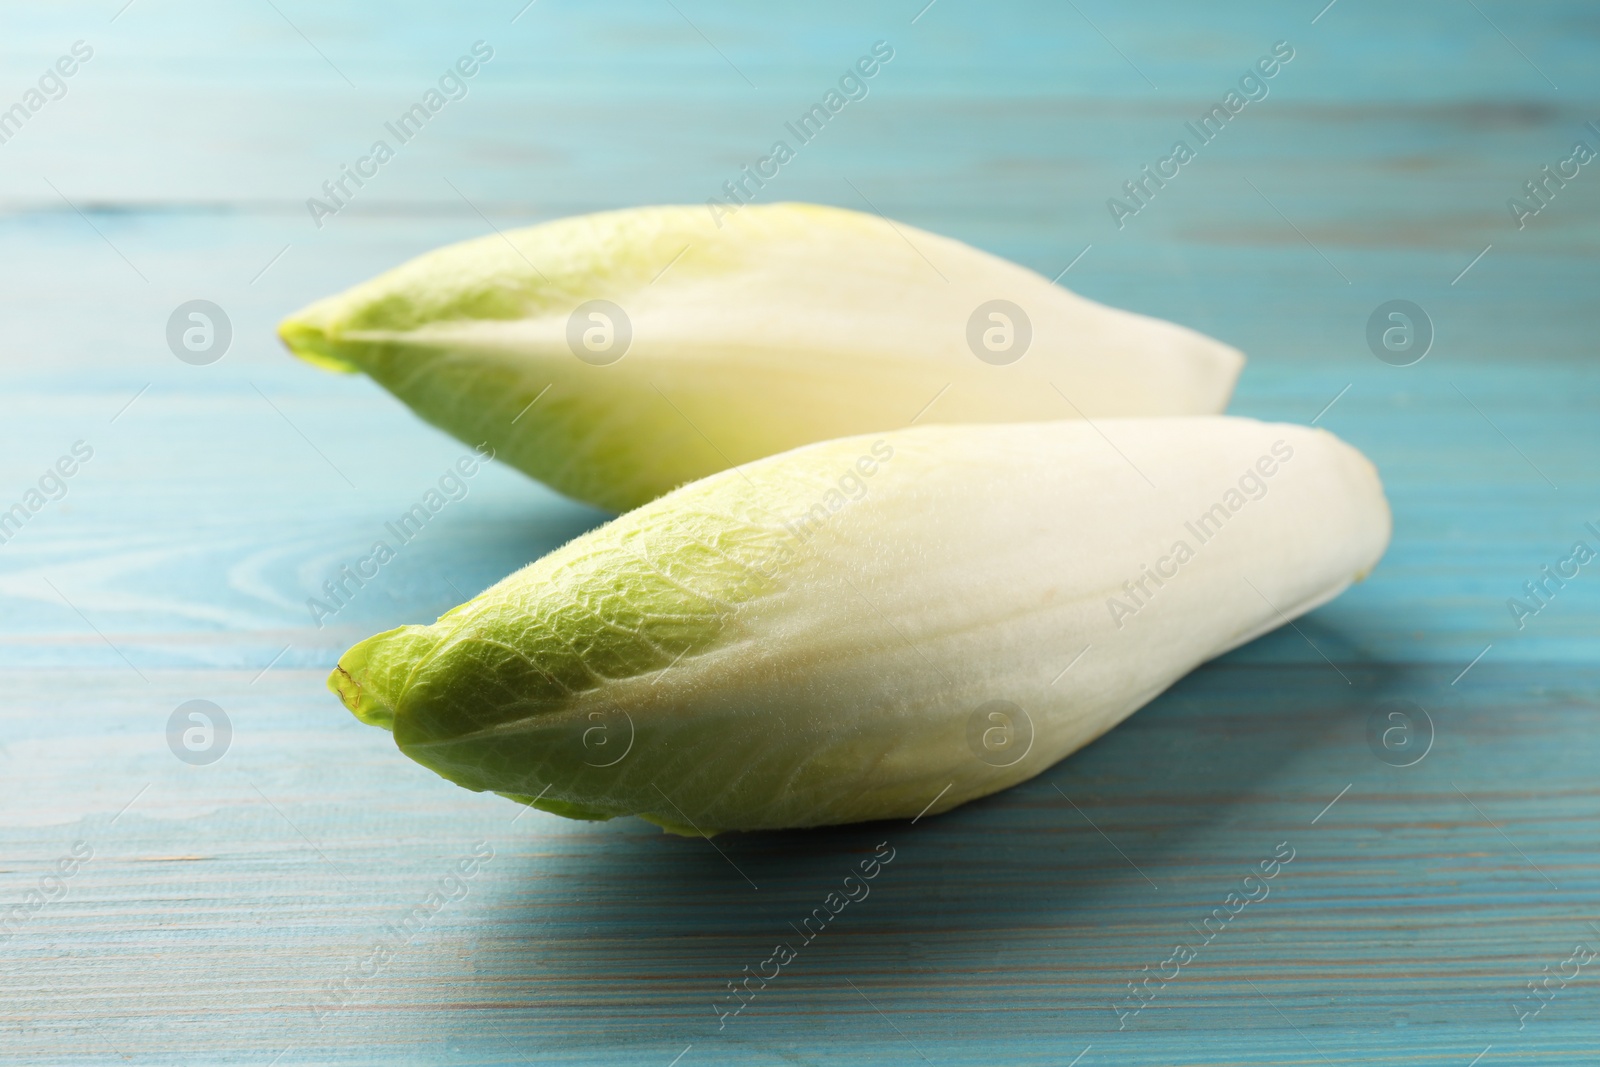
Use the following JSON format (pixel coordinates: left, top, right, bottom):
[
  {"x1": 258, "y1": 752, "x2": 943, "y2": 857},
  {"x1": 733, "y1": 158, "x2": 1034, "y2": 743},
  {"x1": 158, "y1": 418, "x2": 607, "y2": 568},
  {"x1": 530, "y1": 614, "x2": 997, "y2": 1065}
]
[
  {"x1": 331, "y1": 417, "x2": 1389, "y2": 834},
  {"x1": 279, "y1": 203, "x2": 1244, "y2": 512}
]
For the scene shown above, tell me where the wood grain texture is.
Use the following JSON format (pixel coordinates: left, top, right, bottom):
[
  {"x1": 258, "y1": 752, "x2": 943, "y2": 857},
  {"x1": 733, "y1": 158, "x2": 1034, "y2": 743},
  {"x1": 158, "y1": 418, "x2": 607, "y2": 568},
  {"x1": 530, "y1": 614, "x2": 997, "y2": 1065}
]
[{"x1": 1, "y1": 0, "x2": 1597, "y2": 1063}]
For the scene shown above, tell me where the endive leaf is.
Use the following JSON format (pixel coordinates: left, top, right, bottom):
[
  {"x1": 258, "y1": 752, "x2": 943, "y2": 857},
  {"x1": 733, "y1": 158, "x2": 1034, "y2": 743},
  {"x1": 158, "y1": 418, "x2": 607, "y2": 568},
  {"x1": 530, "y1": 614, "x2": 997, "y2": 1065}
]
[
  {"x1": 331, "y1": 416, "x2": 1388, "y2": 834},
  {"x1": 280, "y1": 203, "x2": 1244, "y2": 512}
]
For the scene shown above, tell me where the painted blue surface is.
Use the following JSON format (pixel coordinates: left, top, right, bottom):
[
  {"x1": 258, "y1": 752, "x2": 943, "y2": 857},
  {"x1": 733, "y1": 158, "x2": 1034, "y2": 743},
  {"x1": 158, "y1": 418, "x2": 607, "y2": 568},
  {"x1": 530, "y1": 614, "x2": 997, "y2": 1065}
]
[{"x1": 1, "y1": 1, "x2": 1597, "y2": 1063}]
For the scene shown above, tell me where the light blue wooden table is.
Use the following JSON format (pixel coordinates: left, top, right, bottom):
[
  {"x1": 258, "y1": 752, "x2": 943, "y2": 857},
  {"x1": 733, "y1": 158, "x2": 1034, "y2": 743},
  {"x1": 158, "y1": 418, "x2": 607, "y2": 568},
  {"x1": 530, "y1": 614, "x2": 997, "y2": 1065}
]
[{"x1": 2, "y1": 1, "x2": 1598, "y2": 1063}]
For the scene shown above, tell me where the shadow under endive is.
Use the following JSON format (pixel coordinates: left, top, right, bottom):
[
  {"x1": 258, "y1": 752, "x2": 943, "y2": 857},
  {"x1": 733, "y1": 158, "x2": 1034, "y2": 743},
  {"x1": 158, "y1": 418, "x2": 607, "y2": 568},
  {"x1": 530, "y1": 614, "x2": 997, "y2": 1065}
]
[{"x1": 444, "y1": 619, "x2": 1434, "y2": 1050}]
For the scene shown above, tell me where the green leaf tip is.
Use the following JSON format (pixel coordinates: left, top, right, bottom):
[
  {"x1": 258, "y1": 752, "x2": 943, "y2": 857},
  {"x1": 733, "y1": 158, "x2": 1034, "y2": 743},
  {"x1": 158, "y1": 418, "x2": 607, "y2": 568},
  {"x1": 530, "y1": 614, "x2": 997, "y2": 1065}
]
[{"x1": 278, "y1": 315, "x2": 360, "y2": 374}]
